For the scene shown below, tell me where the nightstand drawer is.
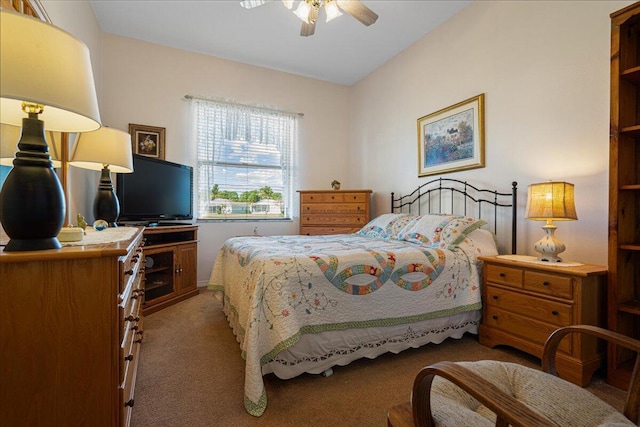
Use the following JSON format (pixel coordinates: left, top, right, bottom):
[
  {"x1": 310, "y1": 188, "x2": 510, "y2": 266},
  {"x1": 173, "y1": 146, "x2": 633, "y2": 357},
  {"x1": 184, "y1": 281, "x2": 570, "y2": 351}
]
[
  {"x1": 524, "y1": 270, "x2": 572, "y2": 299},
  {"x1": 485, "y1": 306, "x2": 571, "y2": 353},
  {"x1": 486, "y1": 286, "x2": 572, "y2": 326},
  {"x1": 485, "y1": 264, "x2": 523, "y2": 288}
]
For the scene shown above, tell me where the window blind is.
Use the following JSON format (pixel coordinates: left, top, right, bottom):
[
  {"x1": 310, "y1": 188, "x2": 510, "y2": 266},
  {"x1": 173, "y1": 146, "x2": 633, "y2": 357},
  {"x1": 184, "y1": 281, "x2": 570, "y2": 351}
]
[{"x1": 193, "y1": 99, "x2": 297, "y2": 220}]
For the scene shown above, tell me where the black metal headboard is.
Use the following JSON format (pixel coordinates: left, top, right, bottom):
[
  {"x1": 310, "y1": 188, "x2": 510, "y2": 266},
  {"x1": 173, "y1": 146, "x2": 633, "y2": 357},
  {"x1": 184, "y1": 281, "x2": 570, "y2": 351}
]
[{"x1": 391, "y1": 178, "x2": 518, "y2": 254}]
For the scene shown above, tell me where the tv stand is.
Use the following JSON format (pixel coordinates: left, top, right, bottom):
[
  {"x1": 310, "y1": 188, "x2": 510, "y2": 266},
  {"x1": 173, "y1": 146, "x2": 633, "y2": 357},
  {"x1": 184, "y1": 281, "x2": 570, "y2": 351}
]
[{"x1": 142, "y1": 224, "x2": 199, "y2": 315}]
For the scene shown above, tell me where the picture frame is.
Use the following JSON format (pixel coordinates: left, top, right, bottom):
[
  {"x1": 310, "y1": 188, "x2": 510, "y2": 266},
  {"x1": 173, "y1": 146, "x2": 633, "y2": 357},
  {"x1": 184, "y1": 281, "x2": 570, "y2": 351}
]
[
  {"x1": 417, "y1": 94, "x2": 485, "y2": 177},
  {"x1": 129, "y1": 123, "x2": 165, "y2": 159}
]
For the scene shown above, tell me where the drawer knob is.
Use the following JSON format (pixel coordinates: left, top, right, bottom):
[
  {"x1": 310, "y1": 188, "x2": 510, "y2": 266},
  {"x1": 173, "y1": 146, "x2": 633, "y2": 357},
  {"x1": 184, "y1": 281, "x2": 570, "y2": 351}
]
[
  {"x1": 499, "y1": 273, "x2": 506, "y2": 278},
  {"x1": 551, "y1": 310, "x2": 559, "y2": 316},
  {"x1": 124, "y1": 268, "x2": 134, "y2": 276},
  {"x1": 125, "y1": 315, "x2": 140, "y2": 322},
  {"x1": 124, "y1": 354, "x2": 134, "y2": 361},
  {"x1": 492, "y1": 295, "x2": 499, "y2": 300},
  {"x1": 134, "y1": 338, "x2": 143, "y2": 344},
  {"x1": 132, "y1": 254, "x2": 140, "y2": 261},
  {"x1": 125, "y1": 399, "x2": 135, "y2": 408},
  {"x1": 542, "y1": 281, "x2": 550, "y2": 286},
  {"x1": 492, "y1": 315, "x2": 498, "y2": 320}
]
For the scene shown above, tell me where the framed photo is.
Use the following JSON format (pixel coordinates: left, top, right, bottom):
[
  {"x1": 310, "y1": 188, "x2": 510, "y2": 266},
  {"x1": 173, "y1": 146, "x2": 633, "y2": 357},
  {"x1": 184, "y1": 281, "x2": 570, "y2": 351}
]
[
  {"x1": 129, "y1": 123, "x2": 165, "y2": 159},
  {"x1": 417, "y1": 94, "x2": 485, "y2": 177}
]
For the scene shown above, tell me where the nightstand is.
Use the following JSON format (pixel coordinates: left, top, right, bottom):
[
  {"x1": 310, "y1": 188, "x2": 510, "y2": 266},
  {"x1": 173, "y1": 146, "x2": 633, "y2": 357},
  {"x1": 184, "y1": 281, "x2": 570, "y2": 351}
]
[{"x1": 477, "y1": 255, "x2": 607, "y2": 387}]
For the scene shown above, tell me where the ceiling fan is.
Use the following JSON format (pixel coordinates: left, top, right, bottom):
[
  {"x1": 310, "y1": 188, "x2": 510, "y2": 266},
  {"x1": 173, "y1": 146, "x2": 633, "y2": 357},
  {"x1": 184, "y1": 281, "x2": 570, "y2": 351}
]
[{"x1": 239, "y1": 0, "x2": 378, "y2": 37}]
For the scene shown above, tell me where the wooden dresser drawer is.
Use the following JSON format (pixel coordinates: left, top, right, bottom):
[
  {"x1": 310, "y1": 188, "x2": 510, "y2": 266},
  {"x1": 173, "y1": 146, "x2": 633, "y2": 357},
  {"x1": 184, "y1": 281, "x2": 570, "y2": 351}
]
[
  {"x1": 485, "y1": 306, "x2": 571, "y2": 353},
  {"x1": 524, "y1": 270, "x2": 573, "y2": 299},
  {"x1": 301, "y1": 192, "x2": 368, "y2": 203},
  {"x1": 486, "y1": 286, "x2": 572, "y2": 326},
  {"x1": 301, "y1": 202, "x2": 367, "y2": 214},
  {"x1": 485, "y1": 264, "x2": 523, "y2": 288},
  {"x1": 301, "y1": 213, "x2": 367, "y2": 226},
  {"x1": 300, "y1": 226, "x2": 359, "y2": 235}
]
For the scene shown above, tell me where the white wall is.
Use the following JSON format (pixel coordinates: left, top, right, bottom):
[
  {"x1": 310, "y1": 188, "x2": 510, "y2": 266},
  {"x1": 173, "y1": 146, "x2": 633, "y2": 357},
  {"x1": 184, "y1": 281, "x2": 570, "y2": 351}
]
[
  {"x1": 40, "y1": 0, "x2": 633, "y2": 283},
  {"x1": 349, "y1": 0, "x2": 634, "y2": 264},
  {"x1": 99, "y1": 34, "x2": 351, "y2": 284}
]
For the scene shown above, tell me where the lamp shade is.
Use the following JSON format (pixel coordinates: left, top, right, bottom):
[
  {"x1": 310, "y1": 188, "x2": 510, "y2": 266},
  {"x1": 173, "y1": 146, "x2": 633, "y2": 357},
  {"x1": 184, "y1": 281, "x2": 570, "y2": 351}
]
[
  {"x1": 525, "y1": 181, "x2": 578, "y2": 221},
  {"x1": 69, "y1": 127, "x2": 133, "y2": 173},
  {"x1": 0, "y1": 124, "x2": 62, "y2": 167},
  {"x1": 0, "y1": 10, "x2": 101, "y2": 132}
]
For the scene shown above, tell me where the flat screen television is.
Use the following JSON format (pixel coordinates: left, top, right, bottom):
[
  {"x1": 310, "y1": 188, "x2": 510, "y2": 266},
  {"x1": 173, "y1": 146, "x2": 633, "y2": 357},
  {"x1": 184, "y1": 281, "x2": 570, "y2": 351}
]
[{"x1": 116, "y1": 154, "x2": 193, "y2": 224}]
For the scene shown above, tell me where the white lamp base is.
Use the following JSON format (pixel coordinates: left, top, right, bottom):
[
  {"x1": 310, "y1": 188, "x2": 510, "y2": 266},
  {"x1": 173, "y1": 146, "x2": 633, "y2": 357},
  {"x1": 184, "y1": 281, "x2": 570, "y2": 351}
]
[{"x1": 534, "y1": 222, "x2": 566, "y2": 262}]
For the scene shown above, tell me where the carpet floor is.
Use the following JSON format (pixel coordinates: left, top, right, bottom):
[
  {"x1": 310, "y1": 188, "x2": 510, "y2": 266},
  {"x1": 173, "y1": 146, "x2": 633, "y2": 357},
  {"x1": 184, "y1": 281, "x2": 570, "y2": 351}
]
[{"x1": 130, "y1": 290, "x2": 626, "y2": 426}]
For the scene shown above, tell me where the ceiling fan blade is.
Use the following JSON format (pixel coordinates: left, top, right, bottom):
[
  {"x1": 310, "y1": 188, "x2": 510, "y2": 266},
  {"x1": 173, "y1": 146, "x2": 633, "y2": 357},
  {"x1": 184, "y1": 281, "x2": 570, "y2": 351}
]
[
  {"x1": 300, "y1": 6, "x2": 319, "y2": 37},
  {"x1": 336, "y1": 0, "x2": 378, "y2": 26},
  {"x1": 240, "y1": 0, "x2": 267, "y2": 9}
]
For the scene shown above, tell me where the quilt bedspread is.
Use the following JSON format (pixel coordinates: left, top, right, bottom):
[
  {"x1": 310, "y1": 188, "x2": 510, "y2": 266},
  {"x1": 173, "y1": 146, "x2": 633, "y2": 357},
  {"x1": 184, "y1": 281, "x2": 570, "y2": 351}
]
[{"x1": 208, "y1": 232, "x2": 496, "y2": 416}]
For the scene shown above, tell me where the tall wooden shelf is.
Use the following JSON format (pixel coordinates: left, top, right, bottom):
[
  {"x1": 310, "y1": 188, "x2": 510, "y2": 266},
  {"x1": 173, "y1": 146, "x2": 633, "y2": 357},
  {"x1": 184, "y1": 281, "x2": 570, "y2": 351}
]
[{"x1": 608, "y1": 2, "x2": 640, "y2": 391}]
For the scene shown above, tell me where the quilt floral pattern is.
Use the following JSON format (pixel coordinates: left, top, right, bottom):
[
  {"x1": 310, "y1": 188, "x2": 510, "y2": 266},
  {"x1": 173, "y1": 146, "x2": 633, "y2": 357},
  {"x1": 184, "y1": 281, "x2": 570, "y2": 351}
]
[{"x1": 208, "y1": 230, "x2": 497, "y2": 416}]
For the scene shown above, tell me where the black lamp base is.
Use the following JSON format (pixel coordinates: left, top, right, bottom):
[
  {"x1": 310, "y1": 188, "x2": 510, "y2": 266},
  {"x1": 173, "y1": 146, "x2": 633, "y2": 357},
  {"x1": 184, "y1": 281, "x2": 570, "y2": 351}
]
[
  {"x1": 93, "y1": 165, "x2": 120, "y2": 227},
  {"x1": 0, "y1": 115, "x2": 64, "y2": 252},
  {"x1": 4, "y1": 237, "x2": 62, "y2": 252}
]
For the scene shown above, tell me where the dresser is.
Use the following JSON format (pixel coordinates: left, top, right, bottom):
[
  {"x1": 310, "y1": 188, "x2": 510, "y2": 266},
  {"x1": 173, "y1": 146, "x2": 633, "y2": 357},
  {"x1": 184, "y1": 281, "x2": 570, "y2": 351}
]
[
  {"x1": 0, "y1": 227, "x2": 145, "y2": 426},
  {"x1": 298, "y1": 189, "x2": 372, "y2": 235},
  {"x1": 477, "y1": 255, "x2": 607, "y2": 387}
]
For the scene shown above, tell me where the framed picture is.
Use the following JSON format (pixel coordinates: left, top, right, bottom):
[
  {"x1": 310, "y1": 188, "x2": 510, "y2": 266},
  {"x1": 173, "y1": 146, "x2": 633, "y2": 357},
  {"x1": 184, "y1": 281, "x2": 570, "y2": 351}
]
[
  {"x1": 417, "y1": 94, "x2": 485, "y2": 177},
  {"x1": 129, "y1": 123, "x2": 165, "y2": 159}
]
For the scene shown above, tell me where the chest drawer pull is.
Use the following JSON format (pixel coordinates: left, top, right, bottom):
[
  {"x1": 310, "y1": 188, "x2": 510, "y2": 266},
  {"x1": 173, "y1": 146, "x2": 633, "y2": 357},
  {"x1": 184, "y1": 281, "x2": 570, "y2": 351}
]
[
  {"x1": 499, "y1": 273, "x2": 506, "y2": 278},
  {"x1": 543, "y1": 281, "x2": 550, "y2": 286},
  {"x1": 125, "y1": 399, "x2": 135, "y2": 407},
  {"x1": 124, "y1": 354, "x2": 134, "y2": 361},
  {"x1": 492, "y1": 315, "x2": 498, "y2": 320},
  {"x1": 552, "y1": 310, "x2": 559, "y2": 316},
  {"x1": 492, "y1": 295, "x2": 499, "y2": 300},
  {"x1": 124, "y1": 268, "x2": 134, "y2": 276},
  {"x1": 125, "y1": 315, "x2": 140, "y2": 322}
]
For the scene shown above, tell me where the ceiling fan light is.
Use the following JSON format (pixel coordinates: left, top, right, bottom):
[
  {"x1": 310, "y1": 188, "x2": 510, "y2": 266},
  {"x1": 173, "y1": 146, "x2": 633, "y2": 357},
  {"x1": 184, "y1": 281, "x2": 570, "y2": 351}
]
[
  {"x1": 325, "y1": 1, "x2": 342, "y2": 22},
  {"x1": 294, "y1": 1, "x2": 311, "y2": 23},
  {"x1": 282, "y1": 0, "x2": 294, "y2": 9}
]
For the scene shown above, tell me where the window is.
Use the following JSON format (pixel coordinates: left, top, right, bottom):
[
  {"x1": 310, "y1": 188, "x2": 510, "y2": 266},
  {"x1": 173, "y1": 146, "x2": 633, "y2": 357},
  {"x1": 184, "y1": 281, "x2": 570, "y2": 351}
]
[{"x1": 193, "y1": 99, "x2": 297, "y2": 220}]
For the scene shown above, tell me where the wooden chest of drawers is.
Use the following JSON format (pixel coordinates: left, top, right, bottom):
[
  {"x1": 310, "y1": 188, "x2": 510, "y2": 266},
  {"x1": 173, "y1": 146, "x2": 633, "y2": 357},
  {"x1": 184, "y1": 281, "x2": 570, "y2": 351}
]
[
  {"x1": 0, "y1": 228, "x2": 145, "y2": 426},
  {"x1": 298, "y1": 189, "x2": 372, "y2": 235},
  {"x1": 478, "y1": 255, "x2": 607, "y2": 387}
]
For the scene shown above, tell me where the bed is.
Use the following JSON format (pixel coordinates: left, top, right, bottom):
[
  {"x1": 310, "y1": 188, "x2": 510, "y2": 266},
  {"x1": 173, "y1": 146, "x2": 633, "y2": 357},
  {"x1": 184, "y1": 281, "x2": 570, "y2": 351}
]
[{"x1": 208, "y1": 178, "x2": 518, "y2": 416}]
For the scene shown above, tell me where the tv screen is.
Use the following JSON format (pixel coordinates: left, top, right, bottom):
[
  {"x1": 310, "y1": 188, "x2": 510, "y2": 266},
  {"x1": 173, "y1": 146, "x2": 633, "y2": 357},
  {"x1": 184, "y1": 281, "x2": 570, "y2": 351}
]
[{"x1": 116, "y1": 154, "x2": 193, "y2": 224}]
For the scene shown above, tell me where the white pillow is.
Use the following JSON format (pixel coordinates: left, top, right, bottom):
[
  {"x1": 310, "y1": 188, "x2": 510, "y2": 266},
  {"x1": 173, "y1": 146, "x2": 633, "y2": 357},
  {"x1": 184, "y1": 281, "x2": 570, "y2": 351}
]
[
  {"x1": 396, "y1": 214, "x2": 487, "y2": 249},
  {"x1": 356, "y1": 213, "x2": 416, "y2": 239}
]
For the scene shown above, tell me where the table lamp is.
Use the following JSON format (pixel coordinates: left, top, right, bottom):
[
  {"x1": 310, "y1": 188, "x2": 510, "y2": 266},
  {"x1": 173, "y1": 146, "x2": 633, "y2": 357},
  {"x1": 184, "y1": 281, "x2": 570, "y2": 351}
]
[
  {"x1": 69, "y1": 127, "x2": 133, "y2": 226},
  {"x1": 525, "y1": 181, "x2": 577, "y2": 262},
  {"x1": 0, "y1": 10, "x2": 101, "y2": 251}
]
